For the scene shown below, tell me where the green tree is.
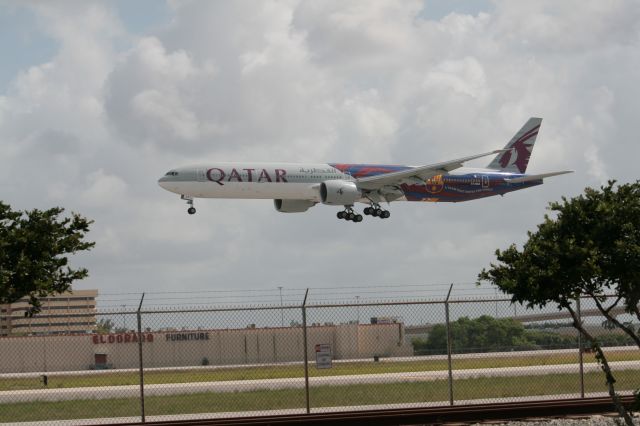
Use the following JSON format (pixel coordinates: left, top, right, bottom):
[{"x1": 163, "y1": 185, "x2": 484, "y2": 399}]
[
  {"x1": 0, "y1": 201, "x2": 94, "y2": 315},
  {"x1": 96, "y1": 318, "x2": 113, "y2": 334},
  {"x1": 478, "y1": 181, "x2": 640, "y2": 425},
  {"x1": 412, "y1": 316, "x2": 541, "y2": 355}
]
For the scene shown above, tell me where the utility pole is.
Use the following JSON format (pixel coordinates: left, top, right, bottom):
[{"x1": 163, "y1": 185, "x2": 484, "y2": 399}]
[
  {"x1": 355, "y1": 295, "x2": 360, "y2": 323},
  {"x1": 278, "y1": 287, "x2": 284, "y2": 327},
  {"x1": 122, "y1": 304, "x2": 126, "y2": 331}
]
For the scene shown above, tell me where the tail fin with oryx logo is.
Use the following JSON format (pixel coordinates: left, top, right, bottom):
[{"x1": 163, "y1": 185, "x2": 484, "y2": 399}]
[{"x1": 487, "y1": 117, "x2": 542, "y2": 174}]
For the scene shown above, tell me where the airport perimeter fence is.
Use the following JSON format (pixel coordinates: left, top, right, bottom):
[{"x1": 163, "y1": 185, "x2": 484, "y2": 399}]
[{"x1": 0, "y1": 293, "x2": 638, "y2": 424}]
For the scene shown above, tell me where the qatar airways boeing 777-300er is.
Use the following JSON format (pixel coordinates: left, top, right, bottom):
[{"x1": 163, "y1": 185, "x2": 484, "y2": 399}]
[{"x1": 158, "y1": 118, "x2": 572, "y2": 222}]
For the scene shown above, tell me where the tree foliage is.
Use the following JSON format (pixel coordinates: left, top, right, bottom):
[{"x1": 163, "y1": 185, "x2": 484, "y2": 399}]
[
  {"x1": 478, "y1": 180, "x2": 640, "y2": 345},
  {"x1": 0, "y1": 201, "x2": 95, "y2": 314},
  {"x1": 96, "y1": 318, "x2": 114, "y2": 334},
  {"x1": 411, "y1": 315, "x2": 608, "y2": 355},
  {"x1": 478, "y1": 180, "x2": 640, "y2": 424},
  {"x1": 413, "y1": 316, "x2": 535, "y2": 354}
]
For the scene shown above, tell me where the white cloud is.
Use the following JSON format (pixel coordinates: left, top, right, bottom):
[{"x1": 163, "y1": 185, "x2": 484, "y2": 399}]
[
  {"x1": 1, "y1": 0, "x2": 639, "y2": 298},
  {"x1": 131, "y1": 89, "x2": 200, "y2": 141},
  {"x1": 494, "y1": 1, "x2": 640, "y2": 52},
  {"x1": 422, "y1": 57, "x2": 489, "y2": 101},
  {"x1": 80, "y1": 169, "x2": 128, "y2": 207}
]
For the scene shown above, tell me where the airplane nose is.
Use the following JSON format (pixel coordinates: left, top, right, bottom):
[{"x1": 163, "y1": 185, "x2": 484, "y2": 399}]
[{"x1": 158, "y1": 176, "x2": 169, "y2": 189}]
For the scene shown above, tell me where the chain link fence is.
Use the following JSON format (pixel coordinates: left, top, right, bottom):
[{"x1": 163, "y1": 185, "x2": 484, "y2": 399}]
[{"x1": 1, "y1": 291, "x2": 638, "y2": 424}]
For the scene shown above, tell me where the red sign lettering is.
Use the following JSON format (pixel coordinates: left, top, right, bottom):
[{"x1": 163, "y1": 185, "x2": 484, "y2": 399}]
[{"x1": 91, "y1": 333, "x2": 154, "y2": 344}]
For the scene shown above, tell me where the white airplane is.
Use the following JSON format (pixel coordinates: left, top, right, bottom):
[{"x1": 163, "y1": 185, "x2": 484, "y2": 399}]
[{"x1": 158, "y1": 118, "x2": 572, "y2": 222}]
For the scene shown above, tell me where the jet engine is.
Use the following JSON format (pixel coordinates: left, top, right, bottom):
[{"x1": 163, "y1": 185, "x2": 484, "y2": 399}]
[
  {"x1": 320, "y1": 180, "x2": 361, "y2": 205},
  {"x1": 274, "y1": 199, "x2": 316, "y2": 213}
]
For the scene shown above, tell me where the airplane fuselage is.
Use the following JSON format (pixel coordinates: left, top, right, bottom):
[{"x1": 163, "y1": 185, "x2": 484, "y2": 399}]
[
  {"x1": 158, "y1": 118, "x2": 571, "y2": 220},
  {"x1": 158, "y1": 163, "x2": 541, "y2": 204}
]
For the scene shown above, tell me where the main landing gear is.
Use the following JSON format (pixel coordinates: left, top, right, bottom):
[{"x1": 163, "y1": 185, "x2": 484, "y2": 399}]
[
  {"x1": 337, "y1": 204, "x2": 391, "y2": 222},
  {"x1": 363, "y1": 204, "x2": 391, "y2": 219},
  {"x1": 337, "y1": 206, "x2": 363, "y2": 222},
  {"x1": 182, "y1": 195, "x2": 196, "y2": 215}
]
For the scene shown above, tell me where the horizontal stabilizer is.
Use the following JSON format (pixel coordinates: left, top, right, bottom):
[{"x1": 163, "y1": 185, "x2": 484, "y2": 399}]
[{"x1": 505, "y1": 170, "x2": 574, "y2": 184}]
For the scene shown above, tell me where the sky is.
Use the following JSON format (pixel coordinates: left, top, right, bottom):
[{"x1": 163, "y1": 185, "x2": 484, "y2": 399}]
[{"x1": 1, "y1": 0, "x2": 639, "y2": 309}]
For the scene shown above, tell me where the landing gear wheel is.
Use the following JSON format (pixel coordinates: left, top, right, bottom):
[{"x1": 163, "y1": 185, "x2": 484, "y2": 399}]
[
  {"x1": 381, "y1": 210, "x2": 390, "y2": 219},
  {"x1": 363, "y1": 207, "x2": 371, "y2": 215},
  {"x1": 182, "y1": 195, "x2": 196, "y2": 215},
  {"x1": 375, "y1": 208, "x2": 383, "y2": 217},
  {"x1": 337, "y1": 205, "x2": 363, "y2": 222}
]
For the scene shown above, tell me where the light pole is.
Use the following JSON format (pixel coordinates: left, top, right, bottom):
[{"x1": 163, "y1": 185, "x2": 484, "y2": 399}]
[
  {"x1": 278, "y1": 287, "x2": 284, "y2": 327},
  {"x1": 355, "y1": 296, "x2": 360, "y2": 324},
  {"x1": 122, "y1": 304, "x2": 126, "y2": 331}
]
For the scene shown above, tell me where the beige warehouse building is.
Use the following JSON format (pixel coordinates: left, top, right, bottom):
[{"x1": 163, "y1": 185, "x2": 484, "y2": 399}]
[{"x1": 0, "y1": 323, "x2": 412, "y2": 373}]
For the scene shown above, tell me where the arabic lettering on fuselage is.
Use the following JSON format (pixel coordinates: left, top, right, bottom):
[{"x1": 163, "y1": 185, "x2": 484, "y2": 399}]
[
  {"x1": 206, "y1": 168, "x2": 288, "y2": 186},
  {"x1": 298, "y1": 167, "x2": 335, "y2": 174}
]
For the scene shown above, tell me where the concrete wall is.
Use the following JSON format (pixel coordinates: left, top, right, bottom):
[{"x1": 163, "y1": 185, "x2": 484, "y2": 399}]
[{"x1": 0, "y1": 323, "x2": 412, "y2": 373}]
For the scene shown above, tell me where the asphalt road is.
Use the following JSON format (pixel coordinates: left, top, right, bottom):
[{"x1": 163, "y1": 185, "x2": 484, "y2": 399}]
[{"x1": 1, "y1": 360, "x2": 638, "y2": 403}]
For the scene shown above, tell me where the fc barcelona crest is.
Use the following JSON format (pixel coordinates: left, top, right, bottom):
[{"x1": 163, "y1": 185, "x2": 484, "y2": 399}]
[{"x1": 425, "y1": 175, "x2": 444, "y2": 194}]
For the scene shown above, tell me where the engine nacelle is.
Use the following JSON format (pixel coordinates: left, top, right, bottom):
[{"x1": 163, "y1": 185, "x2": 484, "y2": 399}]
[
  {"x1": 274, "y1": 199, "x2": 316, "y2": 213},
  {"x1": 320, "y1": 180, "x2": 361, "y2": 205}
]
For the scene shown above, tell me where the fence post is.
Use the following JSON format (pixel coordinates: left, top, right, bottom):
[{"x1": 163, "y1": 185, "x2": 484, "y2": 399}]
[
  {"x1": 137, "y1": 293, "x2": 146, "y2": 423},
  {"x1": 445, "y1": 284, "x2": 454, "y2": 406},
  {"x1": 302, "y1": 289, "x2": 310, "y2": 414},
  {"x1": 577, "y1": 296, "x2": 585, "y2": 398}
]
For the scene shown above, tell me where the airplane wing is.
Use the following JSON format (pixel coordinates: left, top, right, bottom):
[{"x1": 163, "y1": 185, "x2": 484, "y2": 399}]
[
  {"x1": 356, "y1": 149, "x2": 507, "y2": 190},
  {"x1": 504, "y1": 170, "x2": 574, "y2": 183}
]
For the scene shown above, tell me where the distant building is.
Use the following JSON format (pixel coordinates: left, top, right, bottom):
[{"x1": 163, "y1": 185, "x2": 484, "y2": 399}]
[
  {"x1": 0, "y1": 322, "x2": 412, "y2": 373},
  {"x1": 0, "y1": 289, "x2": 98, "y2": 336}
]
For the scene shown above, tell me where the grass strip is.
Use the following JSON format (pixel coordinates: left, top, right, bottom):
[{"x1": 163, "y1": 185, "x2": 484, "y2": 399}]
[
  {"x1": 1, "y1": 369, "x2": 638, "y2": 422},
  {"x1": 2, "y1": 350, "x2": 637, "y2": 391}
]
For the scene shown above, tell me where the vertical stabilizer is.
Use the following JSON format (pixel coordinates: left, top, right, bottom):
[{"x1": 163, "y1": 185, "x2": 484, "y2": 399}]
[{"x1": 487, "y1": 117, "x2": 542, "y2": 173}]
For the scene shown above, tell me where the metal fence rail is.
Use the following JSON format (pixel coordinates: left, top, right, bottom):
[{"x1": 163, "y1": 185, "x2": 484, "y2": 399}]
[
  {"x1": 0, "y1": 293, "x2": 638, "y2": 424},
  {"x1": 104, "y1": 396, "x2": 640, "y2": 426}
]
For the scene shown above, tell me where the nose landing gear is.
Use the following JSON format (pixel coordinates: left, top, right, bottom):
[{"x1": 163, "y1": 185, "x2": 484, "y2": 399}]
[
  {"x1": 181, "y1": 195, "x2": 196, "y2": 215},
  {"x1": 363, "y1": 204, "x2": 390, "y2": 219},
  {"x1": 337, "y1": 206, "x2": 363, "y2": 222}
]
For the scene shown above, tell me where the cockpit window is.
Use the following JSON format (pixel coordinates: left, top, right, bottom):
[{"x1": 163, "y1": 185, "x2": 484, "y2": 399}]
[{"x1": 165, "y1": 171, "x2": 179, "y2": 176}]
